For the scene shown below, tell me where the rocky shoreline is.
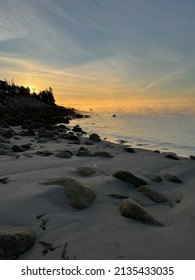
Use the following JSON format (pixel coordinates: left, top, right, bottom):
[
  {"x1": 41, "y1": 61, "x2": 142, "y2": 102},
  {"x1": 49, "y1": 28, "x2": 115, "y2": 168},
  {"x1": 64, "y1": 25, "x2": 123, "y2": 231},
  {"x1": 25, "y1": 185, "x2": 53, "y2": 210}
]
[{"x1": 0, "y1": 100, "x2": 195, "y2": 259}]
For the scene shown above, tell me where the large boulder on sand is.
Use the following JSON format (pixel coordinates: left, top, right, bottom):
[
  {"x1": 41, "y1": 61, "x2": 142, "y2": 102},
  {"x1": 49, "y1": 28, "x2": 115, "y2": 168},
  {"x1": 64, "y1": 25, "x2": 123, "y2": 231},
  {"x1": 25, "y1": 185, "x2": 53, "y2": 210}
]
[
  {"x1": 40, "y1": 177, "x2": 96, "y2": 209},
  {"x1": 119, "y1": 199, "x2": 164, "y2": 226},
  {"x1": 0, "y1": 227, "x2": 35, "y2": 259},
  {"x1": 113, "y1": 171, "x2": 147, "y2": 187}
]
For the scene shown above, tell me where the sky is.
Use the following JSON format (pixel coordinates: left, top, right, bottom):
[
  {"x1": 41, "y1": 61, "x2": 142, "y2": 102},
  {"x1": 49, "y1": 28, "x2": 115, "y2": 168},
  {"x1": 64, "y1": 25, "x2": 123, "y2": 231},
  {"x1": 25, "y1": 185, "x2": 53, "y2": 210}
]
[{"x1": 0, "y1": 0, "x2": 195, "y2": 115}]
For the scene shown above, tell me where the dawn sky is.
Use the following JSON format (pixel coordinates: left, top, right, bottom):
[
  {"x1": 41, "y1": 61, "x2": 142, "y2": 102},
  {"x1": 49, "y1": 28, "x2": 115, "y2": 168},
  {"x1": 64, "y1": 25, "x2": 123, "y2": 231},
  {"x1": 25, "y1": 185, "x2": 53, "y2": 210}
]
[{"x1": 1, "y1": 0, "x2": 195, "y2": 114}]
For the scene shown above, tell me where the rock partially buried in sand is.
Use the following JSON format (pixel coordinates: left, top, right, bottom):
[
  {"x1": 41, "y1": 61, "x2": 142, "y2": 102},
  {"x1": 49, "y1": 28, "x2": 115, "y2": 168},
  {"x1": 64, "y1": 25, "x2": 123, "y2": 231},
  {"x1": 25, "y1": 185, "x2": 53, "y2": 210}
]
[
  {"x1": 163, "y1": 173, "x2": 182, "y2": 183},
  {"x1": 76, "y1": 166, "x2": 96, "y2": 176},
  {"x1": 138, "y1": 186, "x2": 169, "y2": 203},
  {"x1": 142, "y1": 173, "x2": 162, "y2": 182},
  {"x1": 119, "y1": 199, "x2": 164, "y2": 226},
  {"x1": 0, "y1": 227, "x2": 35, "y2": 259},
  {"x1": 113, "y1": 171, "x2": 147, "y2": 187},
  {"x1": 41, "y1": 177, "x2": 96, "y2": 209},
  {"x1": 55, "y1": 150, "x2": 72, "y2": 158},
  {"x1": 164, "y1": 153, "x2": 180, "y2": 160},
  {"x1": 93, "y1": 151, "x2": 114, "y2": 158}
]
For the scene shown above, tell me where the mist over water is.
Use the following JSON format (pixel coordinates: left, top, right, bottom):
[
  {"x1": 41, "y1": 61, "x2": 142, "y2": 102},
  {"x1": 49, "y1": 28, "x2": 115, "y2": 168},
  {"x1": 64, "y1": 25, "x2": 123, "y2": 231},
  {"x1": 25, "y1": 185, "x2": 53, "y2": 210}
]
[{"x1": 71, "y1": 112, "x2": 195, "y2": 157}]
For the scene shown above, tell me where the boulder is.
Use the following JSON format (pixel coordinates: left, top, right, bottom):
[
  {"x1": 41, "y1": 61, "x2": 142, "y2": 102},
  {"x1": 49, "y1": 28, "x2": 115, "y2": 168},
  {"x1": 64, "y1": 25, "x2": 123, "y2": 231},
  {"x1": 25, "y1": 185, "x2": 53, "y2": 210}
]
[
  {"x1": 163, "y1": 173, "x2": 182, "y2": 183},
  {"x1": 0, "y1": 227, "x2": 35, "y2": 258},
  {"x1": 40, "y1": 177, "x2": 96, "y2": 209},
  {"x1": 138, "y1": 186, "x2": 169, "y2": 203},
  {"x1": 119, "y1": 199, "x2": 164, "y2": 226},
  {"x1": 93, "y1": 151, "x2": 114, "y2": 158},
  {"x1": 89, "y1": 133, "x2": 101, "y2": 142},
  {"x1": 113, "y1": 171, "x2": 147, "y2": 187},
  {"x1": 76, "y1": 166, "x2": 96, "y2": 176}
]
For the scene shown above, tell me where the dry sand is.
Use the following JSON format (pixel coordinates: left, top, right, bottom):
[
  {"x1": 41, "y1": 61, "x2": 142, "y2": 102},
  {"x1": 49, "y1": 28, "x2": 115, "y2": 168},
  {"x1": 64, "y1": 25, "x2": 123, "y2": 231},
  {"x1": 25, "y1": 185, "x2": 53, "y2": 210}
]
[{"x1": 0, "y1": 125, "x2": 195, "y2": 260}]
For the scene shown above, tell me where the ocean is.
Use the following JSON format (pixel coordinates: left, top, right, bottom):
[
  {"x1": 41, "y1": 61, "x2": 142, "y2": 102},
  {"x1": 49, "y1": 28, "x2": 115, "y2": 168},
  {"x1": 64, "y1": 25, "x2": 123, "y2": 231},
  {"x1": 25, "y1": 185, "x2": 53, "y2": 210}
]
[{"x1": 70, "y1": 112, "x2": 195, "y2": 158}]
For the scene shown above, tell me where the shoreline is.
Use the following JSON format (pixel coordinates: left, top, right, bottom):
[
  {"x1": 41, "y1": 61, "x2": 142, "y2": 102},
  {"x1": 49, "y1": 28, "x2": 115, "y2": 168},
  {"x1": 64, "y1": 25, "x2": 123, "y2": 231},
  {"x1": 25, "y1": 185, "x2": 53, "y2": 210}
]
[
  {"x1": 70, "y1": 112, "x2": 195, "y2": 159},
  {"x1": 0, "y1": 120, "x2": 195, "y2": 260}
]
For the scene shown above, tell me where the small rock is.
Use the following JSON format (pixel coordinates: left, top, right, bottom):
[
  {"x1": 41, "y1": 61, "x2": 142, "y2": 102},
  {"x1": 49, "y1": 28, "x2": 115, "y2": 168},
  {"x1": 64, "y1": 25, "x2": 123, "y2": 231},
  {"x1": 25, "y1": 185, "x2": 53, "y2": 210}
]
[
  {"x1": 20, "y1": 128, "x2": 35, "y2": 136},
  {"x1": 138, "y1": 186, "x2": 169, "y2": 203},
  {"x1": 89, "y1": 133, "x2": 101, "y2": 142},
  {"x1": 119, "y1": 199, "x2": 164, "y2": 226},
  {"x1": 55, "y1": 151, "x2": 72, "y2": 158},
  {"x1": 76, "y1": 166, "x2": 96, "y2": 176},
  {"x1": 0, "y1": 120, "x2": 9, "y2": 128},
  {"x1": 93, "y1": 151, "x2": 114, "y2": 158},
  {"x1": 163, "y1": 173, "x2": 182, "y2": 183},
  {"x1": 21, "y1": 144, "x2": 32, "y2": 151},
  {"x1": 12, "y1": 145, "x2": 25, "y2": 153},
  {"x1": 38, "y1": 130, "x2": 55, "y2": 139},
  {"x1": 72, "y1": 125, "x2": 82, "y2": 133},
  {"x1": 36, "y1": 150, "x2": 53, "y2": 157},
  {"x1": 124, "y1": 147, "x2": 135, "y2": 153},
  {"x1": 40, "y1": 177, "x2": 96, "y2": 209},
  {"x1": 0, "y1": 148, "x2": 7, "y2": 155},
  {"x1": 0, "y1": 227, "x2": 35, "y2": 258},
  {"x1": 189, "y1": 155, "x2": 195, "y2": 160},
  {"x1": 113, "y1": 171, "x2": 147, "y2": 187},
  {"x1": 65, "y1": 134, "x2": 79, "y2": 141},
  {"x1": 2, "y1": 128, "x2": 16, "y2": 139},
  {"x1": 164, "y1": 153, "x2": 180, "y2": 160},
  {"x1": 0, "y1": 136, "x2": 6, "y2": 143},
  {"x1": 142, "y1": 173, "x2": 162, "y2": 182},
  {"x1": 76, "y1": 150, "x2": 93, "y2": 157},
  {"x1": 108, "y1": 193, "x2": 128, "y2": 199}
]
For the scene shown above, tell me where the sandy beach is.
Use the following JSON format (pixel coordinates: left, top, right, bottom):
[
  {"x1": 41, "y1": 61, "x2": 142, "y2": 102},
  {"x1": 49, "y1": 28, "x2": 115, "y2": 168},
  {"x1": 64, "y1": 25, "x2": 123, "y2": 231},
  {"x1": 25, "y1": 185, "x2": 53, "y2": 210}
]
[{"x1": 0, "y1": 122, "x2": 195, "y2": 260}]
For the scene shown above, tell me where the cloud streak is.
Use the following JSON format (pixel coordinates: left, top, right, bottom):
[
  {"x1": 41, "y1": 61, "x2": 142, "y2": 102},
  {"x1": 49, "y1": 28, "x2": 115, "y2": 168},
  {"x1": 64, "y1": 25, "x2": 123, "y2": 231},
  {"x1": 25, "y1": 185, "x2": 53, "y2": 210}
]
[{"x1": 0, "y1": 0, "x2": 195, "y2": 114}]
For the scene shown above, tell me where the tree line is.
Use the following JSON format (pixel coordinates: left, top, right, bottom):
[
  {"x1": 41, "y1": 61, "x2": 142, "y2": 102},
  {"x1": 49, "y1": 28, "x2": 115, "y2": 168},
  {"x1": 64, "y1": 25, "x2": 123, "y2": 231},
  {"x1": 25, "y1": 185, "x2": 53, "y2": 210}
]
[{"x1": 0, "y1": 79, "x2": 55, "y2": 106}]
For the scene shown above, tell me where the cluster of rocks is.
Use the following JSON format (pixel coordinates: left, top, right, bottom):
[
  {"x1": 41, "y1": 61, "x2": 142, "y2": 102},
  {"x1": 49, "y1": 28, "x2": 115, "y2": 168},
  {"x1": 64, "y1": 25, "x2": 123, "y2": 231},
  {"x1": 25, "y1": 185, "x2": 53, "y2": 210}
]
[{"x1": 0, "y1": 118, "x2": 106, "y2": 157}]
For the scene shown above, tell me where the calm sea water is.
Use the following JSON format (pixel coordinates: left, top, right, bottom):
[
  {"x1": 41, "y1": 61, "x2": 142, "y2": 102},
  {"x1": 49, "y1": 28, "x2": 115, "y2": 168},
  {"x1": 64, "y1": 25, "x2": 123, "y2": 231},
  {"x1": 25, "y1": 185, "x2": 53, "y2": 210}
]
[{"x1": 70, "y1": 112, "x2": 195, "y2": 157}]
